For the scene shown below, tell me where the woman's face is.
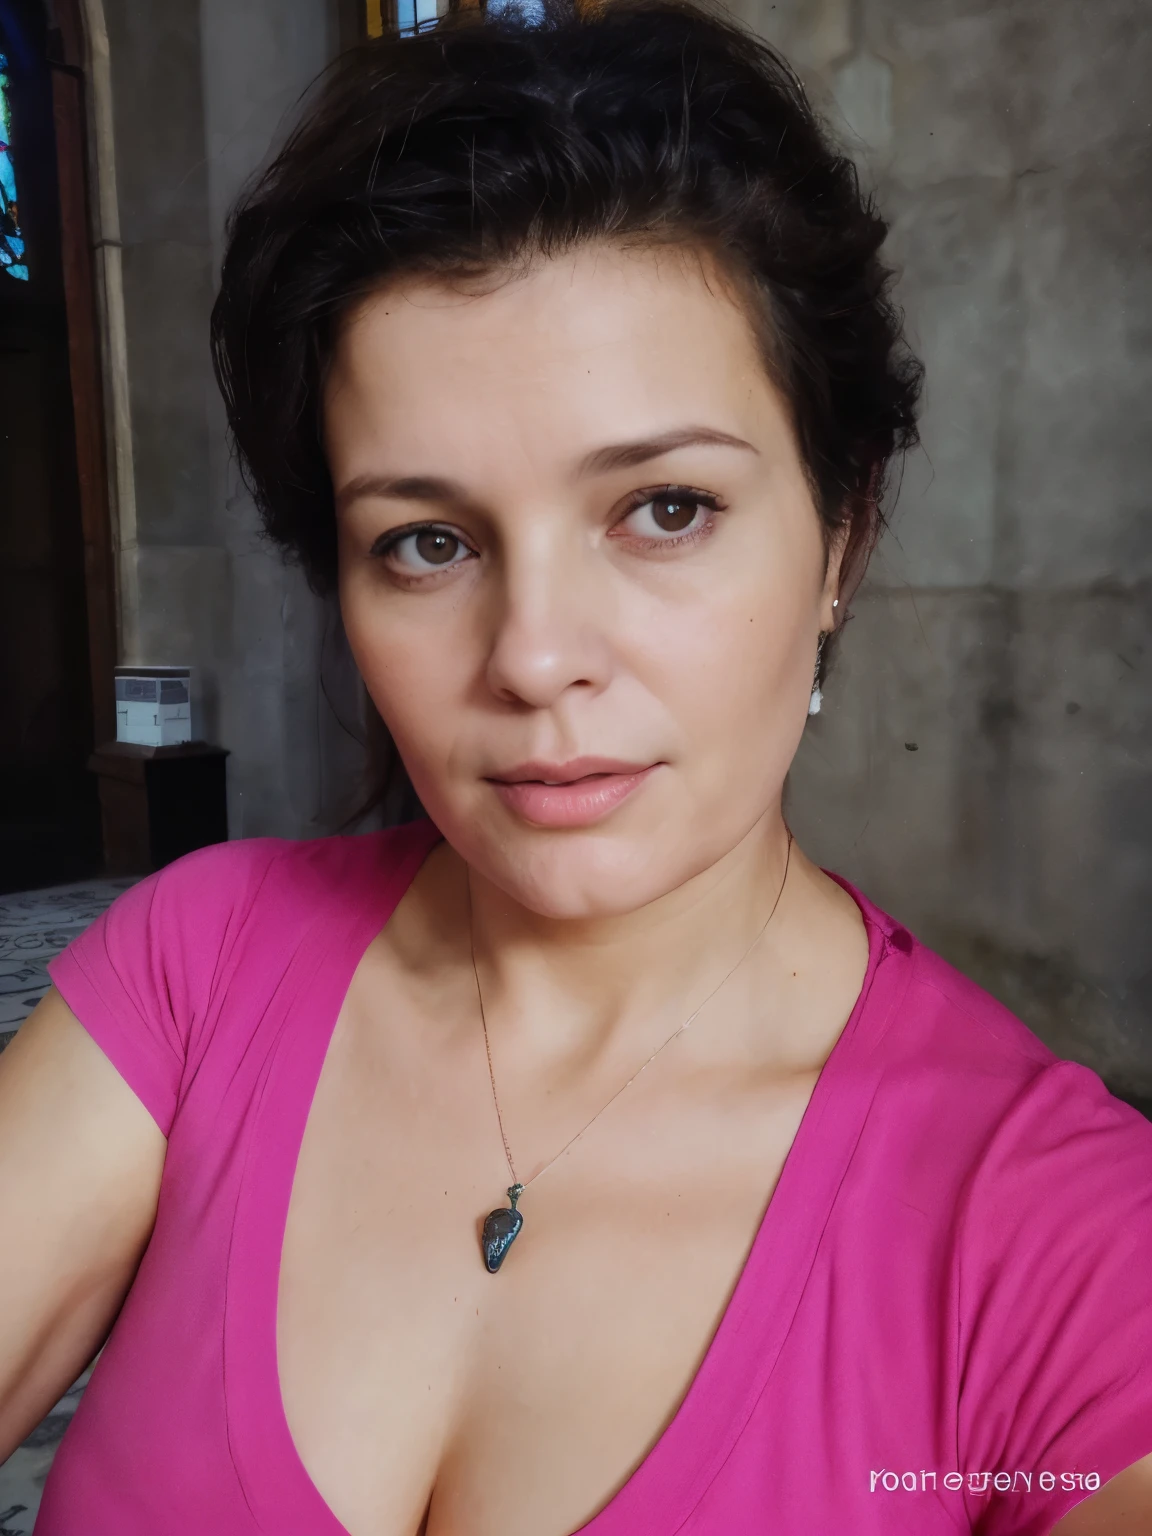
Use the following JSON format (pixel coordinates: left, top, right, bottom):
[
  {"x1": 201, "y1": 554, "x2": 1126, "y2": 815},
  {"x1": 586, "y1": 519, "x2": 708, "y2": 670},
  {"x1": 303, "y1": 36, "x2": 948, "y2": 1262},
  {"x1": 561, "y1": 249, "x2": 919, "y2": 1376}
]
[{"x1": 327, "y1": 241, "x2": 842, "y2": 919}]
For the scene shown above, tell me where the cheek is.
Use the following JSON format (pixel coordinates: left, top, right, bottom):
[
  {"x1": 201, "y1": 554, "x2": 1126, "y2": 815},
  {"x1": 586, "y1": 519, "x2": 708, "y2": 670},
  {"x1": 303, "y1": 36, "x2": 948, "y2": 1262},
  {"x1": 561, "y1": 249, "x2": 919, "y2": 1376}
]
[
  {"x1": 338, "y1": 568, "x2": 476, "y2": 776},
  {"x1": 632, "y1": 546, "x2": 820, "y2": 752},
  {"x1": 672, "y1": 618, "x2": 810, "y2": 790}
]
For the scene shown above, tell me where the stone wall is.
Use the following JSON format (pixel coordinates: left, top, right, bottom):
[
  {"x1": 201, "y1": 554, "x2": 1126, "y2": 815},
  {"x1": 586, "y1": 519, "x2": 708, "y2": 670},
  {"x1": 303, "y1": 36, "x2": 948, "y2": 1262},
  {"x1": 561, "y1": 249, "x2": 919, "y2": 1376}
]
[
  {"x1": 101, "y1": 0, "x2": 366, "y2": 842},
  {"x1": 727, "y1": 0, "x2": 1152, "y2": 1100}
]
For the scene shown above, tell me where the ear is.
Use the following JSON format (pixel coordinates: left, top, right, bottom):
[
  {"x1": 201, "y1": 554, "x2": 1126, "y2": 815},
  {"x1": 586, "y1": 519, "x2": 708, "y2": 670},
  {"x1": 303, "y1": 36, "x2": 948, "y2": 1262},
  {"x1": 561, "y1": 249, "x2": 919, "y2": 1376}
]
[{"x1": 819, "y1": 515, "x2": 851, "y2": 631}]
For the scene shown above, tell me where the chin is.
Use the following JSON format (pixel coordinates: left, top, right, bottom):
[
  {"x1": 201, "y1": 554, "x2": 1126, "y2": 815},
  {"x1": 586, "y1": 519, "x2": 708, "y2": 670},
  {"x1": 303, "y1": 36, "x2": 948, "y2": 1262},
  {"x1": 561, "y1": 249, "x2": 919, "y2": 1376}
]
[
  {"x1": 497, "y1": 839, "x2": 693, "y2": 920},
  {"x1": 426, "y1": 793, "x2": 722, "y2": 921},
  {"x1": 513, "y1": 842, "x2": 685, "y2": 920}
]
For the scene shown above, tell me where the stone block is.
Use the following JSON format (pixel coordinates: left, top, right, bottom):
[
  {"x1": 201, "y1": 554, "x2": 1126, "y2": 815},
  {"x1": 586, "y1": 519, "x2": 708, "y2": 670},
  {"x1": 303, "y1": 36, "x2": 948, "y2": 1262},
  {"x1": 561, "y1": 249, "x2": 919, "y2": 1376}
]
[
  {"x1": 866, "y1": 2, "x2": 1022, "y2": 186},
  {"x1": 200, "y1": 0, "x2": 338, "y2": 255},
  {"x1": 723, "y1": 0, "x2": 853, "y2": 80},
  {"x1": 1007, "y1": 0, "x2": 1152, "y2": 167},
  {"x1": 832, "y1": 50, "x2": 895, "y2": 166},
  {"x1": 1005, "y1": 148, "x2": 1152, "y2": 585},
  {"x1": 120, "y1": 240, "x2": 216, "y2": 547},
  {"x1": 870, "y1": 176, "x2": 1018, "y2": 588},
  {"x1": 104, "y1": 0, "x2": 211, "y2": 245}
]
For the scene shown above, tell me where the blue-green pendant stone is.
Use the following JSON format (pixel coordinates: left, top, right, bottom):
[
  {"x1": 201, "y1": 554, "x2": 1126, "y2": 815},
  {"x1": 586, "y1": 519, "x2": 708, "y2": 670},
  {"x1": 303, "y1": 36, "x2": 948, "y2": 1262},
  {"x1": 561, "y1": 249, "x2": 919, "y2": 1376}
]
[{"x1": 482, "y1": 1184, "x2": 524, "y2": 1272}]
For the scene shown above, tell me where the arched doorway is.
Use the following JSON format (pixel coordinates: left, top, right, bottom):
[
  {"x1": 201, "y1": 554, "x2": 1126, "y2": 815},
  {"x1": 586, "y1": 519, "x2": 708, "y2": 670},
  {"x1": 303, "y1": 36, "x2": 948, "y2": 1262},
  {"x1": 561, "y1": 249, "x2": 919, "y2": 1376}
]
[{"x1": 0, "y1": 0, "x2": 114, "y2": 892}]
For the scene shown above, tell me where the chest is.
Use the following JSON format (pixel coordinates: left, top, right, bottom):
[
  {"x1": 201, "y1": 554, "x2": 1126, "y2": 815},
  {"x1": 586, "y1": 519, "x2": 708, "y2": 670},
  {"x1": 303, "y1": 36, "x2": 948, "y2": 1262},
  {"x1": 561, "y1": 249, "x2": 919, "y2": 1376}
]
[{"x1": 275, "y1": 994, "x2": 820, "y2": 1536}]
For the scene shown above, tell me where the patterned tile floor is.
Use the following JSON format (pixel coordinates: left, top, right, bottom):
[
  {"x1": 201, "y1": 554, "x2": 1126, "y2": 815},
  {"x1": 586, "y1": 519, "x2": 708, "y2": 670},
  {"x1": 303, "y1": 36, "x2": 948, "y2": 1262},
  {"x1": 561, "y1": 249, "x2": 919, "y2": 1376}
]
[
  {"x1": 0, "y1": 877, "x2": 138, "y2": 1042},
  {"x1": 0, "y1": 877, "x2": 137, "y2": 1531},
  {"x1": 0, "y1": 1368, "x2": 94, "y2": 1534}
]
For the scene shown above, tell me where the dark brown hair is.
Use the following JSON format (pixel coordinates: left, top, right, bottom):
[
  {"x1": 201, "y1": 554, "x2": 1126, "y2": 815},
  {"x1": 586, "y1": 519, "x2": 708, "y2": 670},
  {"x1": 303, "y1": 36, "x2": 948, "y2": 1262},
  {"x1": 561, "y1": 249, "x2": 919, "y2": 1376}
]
[{"x1": 210, "y1": 0, "x2": 922, "y2": 815}]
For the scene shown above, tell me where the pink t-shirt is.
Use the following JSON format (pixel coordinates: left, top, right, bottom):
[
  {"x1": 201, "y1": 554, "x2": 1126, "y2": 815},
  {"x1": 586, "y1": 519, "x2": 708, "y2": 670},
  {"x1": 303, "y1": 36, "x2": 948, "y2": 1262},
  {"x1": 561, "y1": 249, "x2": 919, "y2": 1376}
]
[{"x1": 38, "y1": 818, "x2": 1152, "y2": 1535}]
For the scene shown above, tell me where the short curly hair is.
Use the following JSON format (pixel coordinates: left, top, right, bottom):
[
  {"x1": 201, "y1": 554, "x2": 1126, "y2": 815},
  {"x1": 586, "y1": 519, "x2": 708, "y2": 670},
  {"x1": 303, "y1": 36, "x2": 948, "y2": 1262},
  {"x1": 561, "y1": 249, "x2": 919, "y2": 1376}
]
[{"x1": 211, "y1": 0, "x2": 921, "y2": 650}]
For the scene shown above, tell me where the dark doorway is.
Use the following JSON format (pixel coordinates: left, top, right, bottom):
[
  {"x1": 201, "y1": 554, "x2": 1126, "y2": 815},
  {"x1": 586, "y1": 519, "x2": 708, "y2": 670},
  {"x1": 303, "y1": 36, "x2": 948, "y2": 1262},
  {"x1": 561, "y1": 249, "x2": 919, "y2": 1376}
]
[{"x1": 0, "y1": 0, "x2": 107, "y2": 893}]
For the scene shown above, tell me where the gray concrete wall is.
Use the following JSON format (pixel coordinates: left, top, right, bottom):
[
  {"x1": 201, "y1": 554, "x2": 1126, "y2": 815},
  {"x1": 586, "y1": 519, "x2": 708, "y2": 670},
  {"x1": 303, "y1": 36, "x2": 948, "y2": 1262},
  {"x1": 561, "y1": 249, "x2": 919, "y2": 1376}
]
[
  {"x1": 726, "y1": 0, "x2": 1152, "y2": 1099},
  {"x1": 102, "y1": 0, "x2": 365, "y2": 843}
]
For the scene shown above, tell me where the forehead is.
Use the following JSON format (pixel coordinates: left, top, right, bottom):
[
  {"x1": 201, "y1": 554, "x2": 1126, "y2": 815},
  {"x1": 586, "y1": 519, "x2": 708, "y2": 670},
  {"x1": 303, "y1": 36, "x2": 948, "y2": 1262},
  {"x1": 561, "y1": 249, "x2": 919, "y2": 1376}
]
[{"x1": 323, "y1": 241, "x2": 784, "y2": 470}]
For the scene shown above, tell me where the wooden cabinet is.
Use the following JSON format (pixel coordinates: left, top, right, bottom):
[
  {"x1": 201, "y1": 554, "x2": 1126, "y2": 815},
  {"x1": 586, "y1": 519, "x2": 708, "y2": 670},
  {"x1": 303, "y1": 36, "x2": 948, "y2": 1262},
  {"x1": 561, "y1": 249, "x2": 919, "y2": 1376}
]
[{"x1": 88, "y1": 742, "x2": 229, "y2": 876}]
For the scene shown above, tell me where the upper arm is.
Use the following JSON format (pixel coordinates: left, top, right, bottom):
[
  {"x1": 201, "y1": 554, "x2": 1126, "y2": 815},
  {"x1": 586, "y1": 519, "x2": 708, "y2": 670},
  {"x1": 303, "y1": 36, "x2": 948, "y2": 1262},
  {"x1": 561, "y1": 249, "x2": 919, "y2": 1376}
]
[
  {"x1": 0, "y1": 839, "x2": 293, "y2": 1461},
  {"x1": 1048, "y1": 1449, "x2": 1152, "y2": 1533},
  {"x1": 0, "y1": 987, "x2": 166, "y2": 1459},
  {"x1": 957, "y1": 1062, "x2": 1152, "y2": 1536}
]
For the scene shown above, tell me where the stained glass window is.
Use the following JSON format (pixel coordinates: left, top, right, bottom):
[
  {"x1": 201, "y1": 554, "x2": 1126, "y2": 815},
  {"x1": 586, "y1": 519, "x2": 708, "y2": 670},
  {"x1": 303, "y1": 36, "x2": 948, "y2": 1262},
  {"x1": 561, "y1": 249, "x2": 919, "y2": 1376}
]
[
  {"x1": 0, "y1": 51, "x2": 28, "y2": 282},
  {"x1": 368, "y1": 0, "x2": 544, "y2": 42},
  {"x1": 394, "y1": 0, "x2": 451, "y2": 36}
]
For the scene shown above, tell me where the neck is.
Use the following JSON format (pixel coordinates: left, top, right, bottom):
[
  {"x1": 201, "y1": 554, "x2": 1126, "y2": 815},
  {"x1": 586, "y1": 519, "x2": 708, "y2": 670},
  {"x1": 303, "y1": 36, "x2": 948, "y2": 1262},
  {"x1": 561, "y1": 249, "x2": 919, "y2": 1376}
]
[{"x1": 443, "y1": 809, "x2": 803, "y2": 1072}]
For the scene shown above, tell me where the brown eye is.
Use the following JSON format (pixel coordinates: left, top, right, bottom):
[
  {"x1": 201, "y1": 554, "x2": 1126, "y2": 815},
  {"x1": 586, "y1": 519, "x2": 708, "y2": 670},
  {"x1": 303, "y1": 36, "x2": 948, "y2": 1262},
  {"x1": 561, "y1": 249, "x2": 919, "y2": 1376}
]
[
  {"x1": 649, "y1": 495, "x2": 700, "y2": 532},
  {"x1": 618, "y1": 489, "x2": 720, "y2": 543},
  {"x1": 377, "y1": 524, "x2": 474, "y2": 575},
  {"x1": 414, "y1": 529, "x2": 461, "y2": 564}
]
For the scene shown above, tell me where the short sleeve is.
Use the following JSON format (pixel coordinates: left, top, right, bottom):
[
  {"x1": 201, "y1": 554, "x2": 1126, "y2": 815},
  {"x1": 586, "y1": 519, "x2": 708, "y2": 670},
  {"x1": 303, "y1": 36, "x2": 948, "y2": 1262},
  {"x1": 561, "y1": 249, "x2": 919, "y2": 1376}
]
[
  {"x1": 46, "y1": 838, "x2": 288, "y2": 1137},
  {"x1": 956, "y1": 1058, "x2": 1152, "y2": 1535}
]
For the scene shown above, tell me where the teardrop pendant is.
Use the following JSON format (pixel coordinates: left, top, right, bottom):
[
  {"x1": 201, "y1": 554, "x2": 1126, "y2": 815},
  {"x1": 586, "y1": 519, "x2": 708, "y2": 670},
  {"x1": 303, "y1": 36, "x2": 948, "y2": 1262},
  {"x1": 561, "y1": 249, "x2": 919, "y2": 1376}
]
[{"x1": 481, "y1": 1183, "x2": 524, "y2": 1273}]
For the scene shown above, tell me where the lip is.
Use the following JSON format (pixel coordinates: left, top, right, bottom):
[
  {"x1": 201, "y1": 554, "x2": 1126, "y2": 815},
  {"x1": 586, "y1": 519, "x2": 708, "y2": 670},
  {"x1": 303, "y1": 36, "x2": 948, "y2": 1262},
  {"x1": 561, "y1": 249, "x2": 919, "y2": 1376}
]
[{"x1": 486, "y1": 757, "x2": 661, "y2": 828}]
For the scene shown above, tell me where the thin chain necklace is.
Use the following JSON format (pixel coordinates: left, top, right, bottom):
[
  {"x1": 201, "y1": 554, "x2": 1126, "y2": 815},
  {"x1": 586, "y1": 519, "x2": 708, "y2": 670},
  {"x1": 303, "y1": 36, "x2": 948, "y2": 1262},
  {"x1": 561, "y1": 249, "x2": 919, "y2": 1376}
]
[{"x1": 468, "y1": 830, "x2": 794, "y2": 1272}]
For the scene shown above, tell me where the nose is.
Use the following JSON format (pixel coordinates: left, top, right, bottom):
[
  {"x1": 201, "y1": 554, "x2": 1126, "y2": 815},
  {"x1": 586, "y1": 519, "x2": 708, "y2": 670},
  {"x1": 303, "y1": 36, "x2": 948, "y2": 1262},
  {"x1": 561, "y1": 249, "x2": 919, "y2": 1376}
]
[{"x1": 483, "y1": 523, "x2": 615, "y2": 710}]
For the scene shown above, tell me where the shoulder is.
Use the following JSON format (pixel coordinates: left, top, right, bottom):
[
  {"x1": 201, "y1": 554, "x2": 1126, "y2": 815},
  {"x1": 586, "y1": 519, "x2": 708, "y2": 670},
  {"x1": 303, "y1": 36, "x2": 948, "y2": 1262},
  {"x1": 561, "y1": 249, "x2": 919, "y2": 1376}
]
[
  {"x1": 140, "y1": 833, "x2": 297, "y2": 922},
  {"x1": 901, "y1": 934, "x2": 1152, "y2": 1155},
  {"x1": 836, "y1": 870, "x2": 1063, "y2": 1087},
  {"x1": 132, "y1": 819, "x2": 444, "y2": 993},
  {"x1": 45, "y1": 820, "x2": 443, "y2": 1134},
  {"x1": 137, "y1": 817, "x2": 442, "y2": 932},
  {"x1": 51, "y1": 819, "x2": 443, "y2": 1027},
  {"x1": 836, "y1": 872, "x2": 1152, "y2": 1202}
]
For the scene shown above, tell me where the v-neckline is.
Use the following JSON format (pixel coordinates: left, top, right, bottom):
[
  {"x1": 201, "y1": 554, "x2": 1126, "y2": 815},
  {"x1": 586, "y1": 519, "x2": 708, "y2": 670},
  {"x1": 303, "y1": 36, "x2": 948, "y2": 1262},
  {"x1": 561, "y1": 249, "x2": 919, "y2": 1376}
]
[{"x1": 222, "y1": 819, "x2": 911, "y2": 1534}]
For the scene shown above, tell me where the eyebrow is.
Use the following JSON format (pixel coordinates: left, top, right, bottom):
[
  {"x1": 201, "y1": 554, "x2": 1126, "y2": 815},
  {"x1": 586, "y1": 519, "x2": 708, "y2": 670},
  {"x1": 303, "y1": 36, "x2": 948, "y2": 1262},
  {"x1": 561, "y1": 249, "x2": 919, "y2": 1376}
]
[
  {"x1": 333, "y1": 425, "x2": 759, "y2": 514},
  {"x1": 577, "y1": 425, "x2": 759, "y2": 476}
]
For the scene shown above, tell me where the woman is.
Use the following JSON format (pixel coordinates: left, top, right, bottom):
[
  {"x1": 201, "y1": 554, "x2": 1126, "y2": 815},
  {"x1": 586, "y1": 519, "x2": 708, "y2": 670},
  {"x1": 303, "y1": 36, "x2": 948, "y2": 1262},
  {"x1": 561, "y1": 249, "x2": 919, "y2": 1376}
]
[{"x1": 2, "y1": 2, "x2": 1150, "y2": 1532}]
